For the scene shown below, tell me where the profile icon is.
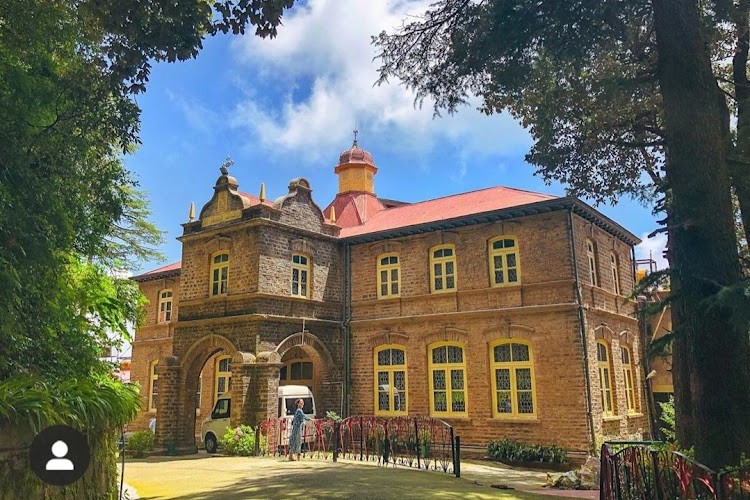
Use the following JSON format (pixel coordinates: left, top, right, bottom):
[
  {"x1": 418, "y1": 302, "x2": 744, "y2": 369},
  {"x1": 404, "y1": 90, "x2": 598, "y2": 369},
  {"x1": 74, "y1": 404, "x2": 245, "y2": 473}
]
[
  {"x1": 46, "y1": 440, "x2": 74, "y2": 471},
  {"x1": 29, "y1": 425, "x2": 90, "y2": 485}
]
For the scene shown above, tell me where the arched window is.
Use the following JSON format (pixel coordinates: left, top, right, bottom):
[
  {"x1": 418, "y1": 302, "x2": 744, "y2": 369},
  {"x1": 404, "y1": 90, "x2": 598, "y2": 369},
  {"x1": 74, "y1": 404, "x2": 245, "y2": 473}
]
[
  {"x1": 210, "y1": 252, "x2": 229, "y2": 296},
  {"x1": 621, "y1": 346, "x2": 637, "y2": 413},
  {"x1": 374, "y1": 345, "x2": 408, "y2": 416},
  {"x1": 610, "y1": 253, "x2": 621, "y2": 295},
  {"x1": 279, "y1": 359, "x2": 314, "y2": 390},
  {"x1": 597, "y1": 341, "x2": 615, "y2": 416},
  {"x1": 489, "y1": 236, "x2": 520, "y2": 286},
  {"x1": 428, "y1": 342, "x2": 467, "y2": 417},
  {"x1": 215, "y1": 355, "x2": 232, "y2": 402},
  {"x1": 158, "y1": 289, "x2": 173, "y2": 323},
  {"x1": 430, "y1": 245, "x2": 457, "y2": 293},
  {"x1": 586, "y1": 240, "x2": 599, "y2": 287},
  {"x1": 490, "y1": 340, "x2": 536, "y2": 418},
  {"x1": 377, "y1": 254, "x2": 401, "y2": 298},
  {"x1": 149, "y1": 360, "x2": 159, "y2": 412},
  {"x1": 291, "y1": 253, "x2": 310, "y2": 298}
]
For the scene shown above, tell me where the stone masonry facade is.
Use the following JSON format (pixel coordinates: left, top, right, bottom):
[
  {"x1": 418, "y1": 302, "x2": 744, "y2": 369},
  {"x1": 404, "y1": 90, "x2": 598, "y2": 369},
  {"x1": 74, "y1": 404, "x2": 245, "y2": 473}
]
[{"x1": 129, "y1": 140, "x2": 649, "y2": 456}]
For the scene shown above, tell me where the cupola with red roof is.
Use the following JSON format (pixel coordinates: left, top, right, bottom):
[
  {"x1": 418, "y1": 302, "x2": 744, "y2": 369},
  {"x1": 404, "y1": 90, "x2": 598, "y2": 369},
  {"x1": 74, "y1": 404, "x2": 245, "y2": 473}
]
[{"x1": 335, "y1": 130, "x2": 378, "y2": 195}]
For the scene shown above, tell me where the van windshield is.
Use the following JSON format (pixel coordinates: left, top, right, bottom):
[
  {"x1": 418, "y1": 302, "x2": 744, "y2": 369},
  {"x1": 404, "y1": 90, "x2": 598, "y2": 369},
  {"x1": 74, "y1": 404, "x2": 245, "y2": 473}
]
[{"x1": 284, "y1": 397, "x2": 314, "y2": 416}]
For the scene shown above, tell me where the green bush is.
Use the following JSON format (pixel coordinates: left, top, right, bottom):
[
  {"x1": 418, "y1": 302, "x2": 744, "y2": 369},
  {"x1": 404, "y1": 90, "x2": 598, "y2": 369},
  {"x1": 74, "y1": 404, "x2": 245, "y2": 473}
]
[
  {"x1": 220, "y1": 425, "x2": 257, "y2": 456},
  {"x1": 658, "y1": 396, "x2": 676, "y2": 442},
  {"x1": 127, "y1": 430, "x2": 154, "y2": 458},
  {"x1": 487, "y1": 438, "x2": 567, "y2": 464}
]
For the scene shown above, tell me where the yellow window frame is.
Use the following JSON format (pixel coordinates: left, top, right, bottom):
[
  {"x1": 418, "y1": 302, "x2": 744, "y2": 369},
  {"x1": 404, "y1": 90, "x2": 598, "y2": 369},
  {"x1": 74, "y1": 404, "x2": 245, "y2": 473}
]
[
  {"x1": 488, "y1": 236, "x2": 521, "y2": 287},
  {"x1": 373, "y1": 344, "x2": 408, "y2": 416},
  {"x1": 621, "y1": 346, "x2": 637, "y2": 413},
  {"x1": 149, "y1": 360, "x2": 159, "y2": 412},
  {"x1": 291, "y1": 253, "x2": 311, "y2": 298},
  {"x1": 158, "y1": 289, "x2": 173, "y2": 324},
  {"x1": 210, "y1": 252, "x2": 229, "y2": 296},
  {"x1": 377, "y1": 253, "x2": 401, "y2": 299},
  {"x1": 610, "y1": 253, "x2": 621, "y2": 295},
  {"x1": 597, "y1": 341, "x2": 615, "y2": 416},
  {"x1": 214, "y1": 355, "x2": 232, "y2": 403},
  {"x1": 429, "y1": 244, "x2": 457, "y2": 293},
  {"x1": 489, "y1": 339, "x2": 537, "y2": 418},
  {"x1": 428, "y1": 341, "x2": 468, "y2": 417}
]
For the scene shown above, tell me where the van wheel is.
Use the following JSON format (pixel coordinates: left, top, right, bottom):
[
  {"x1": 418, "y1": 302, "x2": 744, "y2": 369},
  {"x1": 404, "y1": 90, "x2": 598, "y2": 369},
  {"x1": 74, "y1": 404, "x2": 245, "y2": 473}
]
[{"x1": 205, "y1": 433, "x2": 218, "y2": 454}]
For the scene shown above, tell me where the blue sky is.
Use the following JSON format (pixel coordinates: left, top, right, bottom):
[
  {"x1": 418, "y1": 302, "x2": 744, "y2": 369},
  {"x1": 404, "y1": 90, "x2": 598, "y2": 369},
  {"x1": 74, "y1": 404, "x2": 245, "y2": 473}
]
[{"x1": 124, "y1": 0, "x2": 667, "y2": 276}]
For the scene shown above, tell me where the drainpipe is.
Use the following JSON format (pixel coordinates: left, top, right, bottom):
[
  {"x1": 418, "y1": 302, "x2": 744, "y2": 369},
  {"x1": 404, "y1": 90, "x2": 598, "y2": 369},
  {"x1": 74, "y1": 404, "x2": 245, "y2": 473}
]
[
  {"x1": 342, "y1": 243, "x2": 352, "y2": 417},
  {"x1": 567, "y1": 207, "x2": 597, "y2": 454}
]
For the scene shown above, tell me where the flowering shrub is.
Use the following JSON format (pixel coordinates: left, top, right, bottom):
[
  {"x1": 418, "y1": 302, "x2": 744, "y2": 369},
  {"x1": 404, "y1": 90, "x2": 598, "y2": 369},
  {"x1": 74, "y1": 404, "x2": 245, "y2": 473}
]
[{"x1": 220, "y1": 425, "x2": 257, "y2": 456}]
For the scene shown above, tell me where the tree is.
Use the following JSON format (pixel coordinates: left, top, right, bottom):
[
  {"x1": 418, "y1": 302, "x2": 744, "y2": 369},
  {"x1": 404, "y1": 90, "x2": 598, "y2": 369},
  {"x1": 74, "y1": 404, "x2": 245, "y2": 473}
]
[
  {"x1": 0, "y1": 0, "x2": 294, "y2": 381},
  {"x1": 372, "y1": 0, "x2": 750, "y2": 468}
]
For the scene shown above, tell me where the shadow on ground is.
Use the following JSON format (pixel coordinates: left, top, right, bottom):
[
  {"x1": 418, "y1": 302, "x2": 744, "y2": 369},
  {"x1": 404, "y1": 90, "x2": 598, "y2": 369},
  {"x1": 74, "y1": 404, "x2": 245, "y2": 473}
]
[{"x1": 126, "y1": 455, "x2": 550, "y2": 499}]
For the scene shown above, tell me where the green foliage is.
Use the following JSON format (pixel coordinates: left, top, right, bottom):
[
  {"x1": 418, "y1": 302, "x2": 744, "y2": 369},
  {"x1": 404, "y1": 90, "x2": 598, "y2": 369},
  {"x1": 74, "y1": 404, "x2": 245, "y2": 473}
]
[
  {"x1": 487, "y1": 438, "x2": 567, "y2": 465},
  {"x1": 0, "y1": 375, "x2": 141, "y2": 433},
  {"x1": 325, "y1": 410, "x2": 342, "y2": 422},
  {"x1": 220, "y1": 425, "x2": 258, "y2": 456},
  {"x1": 127, "y1": 430, "x2": 155, "y2": 458},
  {"x1": 659, "y1": 396, "x2": 676, "y2": 443}
]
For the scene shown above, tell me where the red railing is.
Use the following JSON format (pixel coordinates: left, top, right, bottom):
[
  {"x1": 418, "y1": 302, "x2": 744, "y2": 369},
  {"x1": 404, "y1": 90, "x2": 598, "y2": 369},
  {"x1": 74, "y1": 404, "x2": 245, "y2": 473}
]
[
  {"x1": 257, "y1": 415, "x2": 459, "y2": 476},
  {"x1": 601, "y1": 442, "x2": 750, "y2": 499}
]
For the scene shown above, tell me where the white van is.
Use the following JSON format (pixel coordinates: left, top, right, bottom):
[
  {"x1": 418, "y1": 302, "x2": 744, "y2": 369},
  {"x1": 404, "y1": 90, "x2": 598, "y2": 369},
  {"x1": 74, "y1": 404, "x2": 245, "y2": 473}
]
[{"x1": 201, "y1": 385, "x2": 315, "y2": 454}]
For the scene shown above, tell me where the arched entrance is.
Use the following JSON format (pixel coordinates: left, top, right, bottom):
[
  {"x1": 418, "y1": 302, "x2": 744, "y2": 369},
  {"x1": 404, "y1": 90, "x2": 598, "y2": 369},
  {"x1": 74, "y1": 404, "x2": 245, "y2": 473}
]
[
  {"x1": 275, "y1": 331, "x2": 337, "y2": 417},
  {"x1": 155, "y1": 334, "x2": 238, "y2": 453}
]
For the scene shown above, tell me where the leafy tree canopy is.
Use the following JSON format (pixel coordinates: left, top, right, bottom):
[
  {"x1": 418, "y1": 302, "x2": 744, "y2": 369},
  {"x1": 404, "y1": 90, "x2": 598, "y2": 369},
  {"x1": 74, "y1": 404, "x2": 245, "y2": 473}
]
[{"x1": 0, "y1": 0, "x2": 293, "y2": 380}]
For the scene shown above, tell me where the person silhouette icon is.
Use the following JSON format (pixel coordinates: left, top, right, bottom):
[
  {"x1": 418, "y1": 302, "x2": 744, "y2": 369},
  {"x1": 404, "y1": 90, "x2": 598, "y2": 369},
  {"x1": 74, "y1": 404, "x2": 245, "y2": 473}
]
[{"x1": 45, "y1": 440, "x2": 74, "y2": 471}]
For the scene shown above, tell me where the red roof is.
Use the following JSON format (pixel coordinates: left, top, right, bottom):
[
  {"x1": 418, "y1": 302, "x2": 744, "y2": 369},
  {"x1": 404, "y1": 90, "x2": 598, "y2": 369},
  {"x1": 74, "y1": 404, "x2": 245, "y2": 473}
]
[
  {"x1": 324, "y1": 192, "x2": 387, "y2": 228},
  {"x1": 133, "y1": 261, "x2": 182, "y2": 280},
  {"x1": 339, "y1": 186, "x2": 557, "y2": 238},
  {"x1": 238, "y1": 191, "x2": 274, "y2": 207}
]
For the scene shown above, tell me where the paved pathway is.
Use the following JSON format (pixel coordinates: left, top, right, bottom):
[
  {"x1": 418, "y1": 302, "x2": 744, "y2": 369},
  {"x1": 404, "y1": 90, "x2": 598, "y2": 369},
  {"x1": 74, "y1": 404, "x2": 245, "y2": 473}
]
[{"x1": 122, "y1": 453, "x2": 598, "y2": 499}]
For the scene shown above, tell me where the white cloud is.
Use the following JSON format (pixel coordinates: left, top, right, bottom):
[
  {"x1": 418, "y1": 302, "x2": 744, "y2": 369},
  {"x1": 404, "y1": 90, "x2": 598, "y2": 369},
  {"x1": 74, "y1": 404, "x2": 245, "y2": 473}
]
[
  {"x1": 635, "y1": 232, "x2": 669, "y2": 270},
  {"x1": 229, "y1": 0, "x2": 530, "y2": 165},
  {"x1": 166, "y1": 89, "x2": 220, "y2": 137}
]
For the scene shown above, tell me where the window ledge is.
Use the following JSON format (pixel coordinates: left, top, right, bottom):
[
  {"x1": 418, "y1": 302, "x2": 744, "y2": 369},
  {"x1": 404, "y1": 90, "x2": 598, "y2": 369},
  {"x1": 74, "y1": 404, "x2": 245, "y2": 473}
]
[
  {"x1": 487, "y1": 417, "x2": 540, "y2": 424},
  {"x1": 626, "y1": 413, "x2": 645, "y2": 418},
  {"x1": 377, "y1": 296, "x2": 401, "y2": 301},
  {"x1": 433, "y1": 416, "x2": 471, "y2": 422},
  {"x1": 602, "y1": 415, "x2": 623, "y2": 422}
]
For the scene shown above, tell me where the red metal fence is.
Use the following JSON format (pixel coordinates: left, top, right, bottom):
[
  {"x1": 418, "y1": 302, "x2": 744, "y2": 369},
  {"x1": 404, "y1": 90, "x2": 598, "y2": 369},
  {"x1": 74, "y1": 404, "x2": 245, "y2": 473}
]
[
  {"x1": 257, "y1": 416, "x2": 460, "y2": 476},
  {"x1": 600, "y1": 442, "x2": 750, "y2": 499}
]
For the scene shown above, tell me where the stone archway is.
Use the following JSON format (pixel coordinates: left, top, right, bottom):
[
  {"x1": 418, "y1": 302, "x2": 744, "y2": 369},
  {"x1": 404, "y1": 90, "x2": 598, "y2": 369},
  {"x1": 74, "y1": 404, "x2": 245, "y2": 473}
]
[
  {"x1": 155, "y1": 334, "x2": 239, "y2": 453},
  {"x1": 275, "y1": 331, "x2": 338, "y2": 416}
]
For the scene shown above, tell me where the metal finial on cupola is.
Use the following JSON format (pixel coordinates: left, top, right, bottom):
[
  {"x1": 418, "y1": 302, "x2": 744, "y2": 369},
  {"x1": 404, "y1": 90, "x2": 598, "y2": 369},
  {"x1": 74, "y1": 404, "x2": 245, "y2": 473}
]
[
  {"x1": 220, "y1": 156, "x2": 234, "y2": 175},
  {"x1": 352, "y1": 127, "x2": 359, "y2": 146}
]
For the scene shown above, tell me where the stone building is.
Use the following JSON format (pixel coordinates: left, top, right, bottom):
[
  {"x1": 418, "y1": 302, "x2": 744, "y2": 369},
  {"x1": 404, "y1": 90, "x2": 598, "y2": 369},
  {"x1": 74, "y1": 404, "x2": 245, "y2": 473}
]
[{"x1": 130, "y1": 138, "x2": 650, "y2": 456}]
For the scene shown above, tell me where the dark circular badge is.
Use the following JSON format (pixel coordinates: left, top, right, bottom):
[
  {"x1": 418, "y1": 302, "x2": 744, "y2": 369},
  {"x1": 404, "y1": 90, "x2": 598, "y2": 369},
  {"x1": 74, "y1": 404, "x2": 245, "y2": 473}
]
[{"x1": 29, "y1": 425, "x2": 91, "y2": 486}]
